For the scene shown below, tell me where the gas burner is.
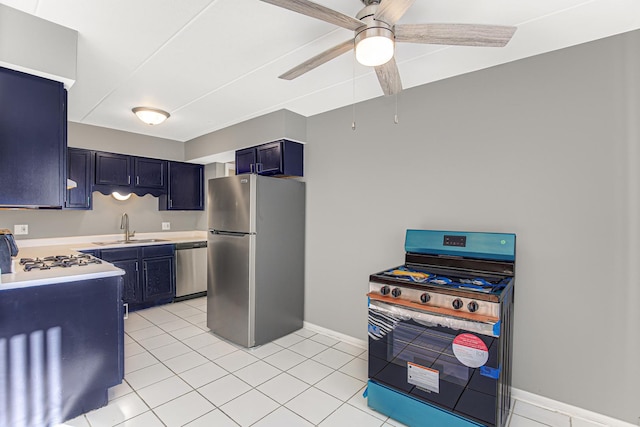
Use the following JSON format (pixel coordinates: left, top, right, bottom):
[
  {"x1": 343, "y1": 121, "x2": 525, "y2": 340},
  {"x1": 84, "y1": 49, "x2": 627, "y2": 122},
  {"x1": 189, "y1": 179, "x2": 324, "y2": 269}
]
[
  {"x1": 377, "y1": 266, "x2": 508, "y2": 294},
  {"x1": 20, "y1": 254, "x2": 101, "y2": 272},
  {"x1": 23, "y1": 261, "x2": 51, "y2": 272}
]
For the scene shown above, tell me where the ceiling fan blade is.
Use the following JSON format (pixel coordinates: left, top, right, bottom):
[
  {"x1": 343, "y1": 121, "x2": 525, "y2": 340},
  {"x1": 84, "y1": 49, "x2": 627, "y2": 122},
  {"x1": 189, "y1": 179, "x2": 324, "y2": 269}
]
[
  {"x1": 260, "y1": 0, "x2": 364, "y2": 31},
  {"x1": 374, "y1": 0, "x2": 416, "y2": 25},
  {"x1": 395, "y1": 23, "x2": 517, "y2": 47},
  {"x1": 279, "y1": 39, "x2": 354, "y2": 80},
  {"x1": 375, "y1": 57, "x2": 402, "y2": 96}
]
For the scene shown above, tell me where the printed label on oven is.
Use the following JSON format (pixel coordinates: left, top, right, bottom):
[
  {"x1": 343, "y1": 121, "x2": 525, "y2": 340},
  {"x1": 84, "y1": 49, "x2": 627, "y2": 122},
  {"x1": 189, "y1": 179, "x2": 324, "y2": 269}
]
[
  {"x1": 407, "y1": 362, "x2": 439, "y2": 393},
  {"x1": 452, "y1": 333, "x2": 489, "y2": 368}
]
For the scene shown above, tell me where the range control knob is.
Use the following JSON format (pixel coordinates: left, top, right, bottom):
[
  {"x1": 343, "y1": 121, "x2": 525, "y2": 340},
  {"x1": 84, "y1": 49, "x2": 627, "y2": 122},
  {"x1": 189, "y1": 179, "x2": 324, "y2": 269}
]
[
  {"x1": 420, "y1": 293, "x2": 431, "y2": 304},
  {"x1": 452, "y1": 299, "x2": 463, "y2": 310},
  {"x1": 391, "y1": 288, "x2": 402, "y2": 298},
  {"x1": 468, "y1": 301, "x2": 479, "y2": 313},
  {"x1": 380, "y1": 286, "x2": 390, "y2": 296}
]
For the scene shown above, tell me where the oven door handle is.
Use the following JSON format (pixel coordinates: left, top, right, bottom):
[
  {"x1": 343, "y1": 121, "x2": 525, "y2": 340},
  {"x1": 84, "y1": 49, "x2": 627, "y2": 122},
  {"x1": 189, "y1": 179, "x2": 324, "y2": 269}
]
[{"x1": 368, "y1": 294, "x2": 501, "y2": 337}]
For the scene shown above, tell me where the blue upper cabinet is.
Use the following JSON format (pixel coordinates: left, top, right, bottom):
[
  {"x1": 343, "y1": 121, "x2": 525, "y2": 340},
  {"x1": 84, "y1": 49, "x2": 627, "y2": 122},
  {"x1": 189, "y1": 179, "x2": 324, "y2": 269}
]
[
  {"x1": 159, "y1": 161, "x2": 204, "y2": 211},
  {"x1": 95, "y1": 152, "x2": 131, "y2": 186},
  {"x1": 65, "y1": 147, "x2": 93, "y2": 210},
  {"x1": 235, "y1": 147, "x2": 257, "y2": 175},
  {"x1": 0, "y1": 66, "x2": 67, "y2": 208},
  {"x1": 235, "y1": 139, "x2": 303, "y2": 177},
  {"x1": 133, "y1": 157, "x2": 166, "y2": 189},
  {"x1": 93, "y1": 151, "x2": 167, "y2": 197}
]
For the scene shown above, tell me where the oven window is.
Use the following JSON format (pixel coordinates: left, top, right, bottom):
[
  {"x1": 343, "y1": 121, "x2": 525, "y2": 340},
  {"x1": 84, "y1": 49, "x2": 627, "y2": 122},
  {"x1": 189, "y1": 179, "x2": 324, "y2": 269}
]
[{"x1": 388, "y1": 322, "x2": 471, "y2": 386}]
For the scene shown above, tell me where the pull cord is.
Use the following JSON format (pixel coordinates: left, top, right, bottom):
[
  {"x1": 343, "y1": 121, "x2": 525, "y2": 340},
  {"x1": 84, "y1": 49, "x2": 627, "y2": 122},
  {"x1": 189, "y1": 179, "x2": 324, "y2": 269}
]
[
  {"x1": 394, "y1": 92, "x2": 399, "y2": 124},
  {"x1": 352, "y1": 52, "x2": 356, "y2": 131}
]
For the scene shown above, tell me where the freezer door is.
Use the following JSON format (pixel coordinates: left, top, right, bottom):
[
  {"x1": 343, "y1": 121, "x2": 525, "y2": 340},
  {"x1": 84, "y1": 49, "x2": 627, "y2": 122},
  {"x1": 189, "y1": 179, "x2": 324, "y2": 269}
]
[
  {"x1": 207, "y1": 174, "x2": 255, "y2": 233},
  {"x1": 206, "y1": 231, "x2": 254, "y2": 347}
]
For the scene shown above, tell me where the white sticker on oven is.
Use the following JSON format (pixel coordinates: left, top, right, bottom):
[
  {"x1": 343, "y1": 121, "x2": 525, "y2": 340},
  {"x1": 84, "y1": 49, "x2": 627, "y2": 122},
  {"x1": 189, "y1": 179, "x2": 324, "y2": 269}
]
[
  {"x1": 452, "y1": 333, "x2": 489, "y2": 368},
  {"x1": 407, "y1": 362, "x2": 439, "y2": 393}
]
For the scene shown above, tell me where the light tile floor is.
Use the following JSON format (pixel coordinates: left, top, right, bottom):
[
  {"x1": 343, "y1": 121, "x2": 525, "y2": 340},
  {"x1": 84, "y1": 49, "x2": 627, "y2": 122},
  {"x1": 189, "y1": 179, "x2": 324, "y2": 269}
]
[{"x1": 63, "y1": 297, "x2": 599, "y2": 427}]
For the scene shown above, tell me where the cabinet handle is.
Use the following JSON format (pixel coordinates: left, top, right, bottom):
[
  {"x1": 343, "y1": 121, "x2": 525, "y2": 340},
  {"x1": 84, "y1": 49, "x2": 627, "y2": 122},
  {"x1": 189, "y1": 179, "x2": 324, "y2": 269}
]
[
  {"x1": 128, "y1": 176, "x2": 131, "y2": 185},
  {"x1": 169, "y1": 199, "x2": 173, "y2": 208},
  {"x1": 123, "y1": 303, "x2": 129, "y2": 320},
  {"x1": 87, "y1": 197, "x2": 90, "y2": 206},
  {"x1": 136, "y1": 176, "x2": 139, "y2": 185},
  {"x1": 250, "y1": 164, "x2": 255, "y2": 174},
  {"x1": 256, "y1": 163, "x2": 263, "y2": 173},
  {"x1": 135, "y1": 261, "x2": 138, "y2": 272}
]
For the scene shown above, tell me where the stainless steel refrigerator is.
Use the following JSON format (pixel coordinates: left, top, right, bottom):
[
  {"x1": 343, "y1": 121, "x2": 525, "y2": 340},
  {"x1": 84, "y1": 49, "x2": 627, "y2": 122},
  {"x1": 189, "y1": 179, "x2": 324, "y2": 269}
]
[{"x1": 206, "y1": 174, "x2": 305, "y2": 347}]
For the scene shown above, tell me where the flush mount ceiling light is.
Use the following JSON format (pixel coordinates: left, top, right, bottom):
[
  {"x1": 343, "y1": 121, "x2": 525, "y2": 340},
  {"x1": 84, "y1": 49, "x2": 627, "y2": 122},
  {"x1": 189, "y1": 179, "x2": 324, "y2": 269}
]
[
  {"x1": 112, "y1": 192, "x2": 132, "y2": 201},
  {"x1": 132, "y1": 107, "x2": 170, "y2": 125}
]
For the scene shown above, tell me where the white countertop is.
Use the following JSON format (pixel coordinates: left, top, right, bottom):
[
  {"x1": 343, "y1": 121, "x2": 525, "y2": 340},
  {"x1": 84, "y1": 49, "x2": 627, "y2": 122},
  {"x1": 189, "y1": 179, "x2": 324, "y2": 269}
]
[{"x1": 1, "y1": 231, "x2": 207, "y2": 290}]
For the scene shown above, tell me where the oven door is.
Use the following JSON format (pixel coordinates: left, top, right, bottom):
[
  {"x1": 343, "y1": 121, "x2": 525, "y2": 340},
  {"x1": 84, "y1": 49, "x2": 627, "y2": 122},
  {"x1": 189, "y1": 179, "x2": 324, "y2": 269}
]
[{"x1": 368, "y1": 300, "x2": 502, "y2": 427}]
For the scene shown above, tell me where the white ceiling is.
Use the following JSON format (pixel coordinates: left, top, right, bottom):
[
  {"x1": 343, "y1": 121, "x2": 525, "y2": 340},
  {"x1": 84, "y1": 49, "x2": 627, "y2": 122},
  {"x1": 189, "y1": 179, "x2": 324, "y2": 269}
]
[{"x1": 2, "y1": 0, "x2": 640, "y2": 142}]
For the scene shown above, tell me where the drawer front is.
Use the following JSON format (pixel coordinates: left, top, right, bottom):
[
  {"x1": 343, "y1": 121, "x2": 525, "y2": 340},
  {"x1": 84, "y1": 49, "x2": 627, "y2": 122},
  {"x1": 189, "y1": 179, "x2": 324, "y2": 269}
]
[
  {"x1": 142, "y1": 244, "x2": 174, "y2": 258},
  {"x1": 100, "y1": 247, "x2": 139, "y2": 262}
]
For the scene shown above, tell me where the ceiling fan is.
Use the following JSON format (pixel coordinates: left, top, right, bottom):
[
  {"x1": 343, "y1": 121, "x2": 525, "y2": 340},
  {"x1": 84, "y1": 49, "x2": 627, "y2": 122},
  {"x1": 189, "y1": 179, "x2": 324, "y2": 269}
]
[{"x1": 260, "y1": 0, "x2": 517, "y2": 96}]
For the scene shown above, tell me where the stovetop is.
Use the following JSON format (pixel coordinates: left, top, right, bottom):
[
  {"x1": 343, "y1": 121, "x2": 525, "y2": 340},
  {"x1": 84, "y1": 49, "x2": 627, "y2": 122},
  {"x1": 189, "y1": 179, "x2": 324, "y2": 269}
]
[
  {"x1": 19, "y1": 254, "x2": 102, "y2": 272},
  {"x1": 372, "y1": 265, "x2": 511, "y2": 295}
]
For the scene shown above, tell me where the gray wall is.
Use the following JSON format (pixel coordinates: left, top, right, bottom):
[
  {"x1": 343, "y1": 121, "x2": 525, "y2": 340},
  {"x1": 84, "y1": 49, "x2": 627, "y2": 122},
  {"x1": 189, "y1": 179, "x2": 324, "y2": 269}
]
[
  {"x1": 68, "y1": 122, "x2": 184, "y2": 160},
  {"x1": 0, "y1": 4, "x2": 77, "y2": 87},
  {"x1": 0, "y1": 192, "x2": 203, "y2": 239},
  {"x1": 304, "y1": 31, "x2": 639, "y2": 423},
  {"x1": 185, "y1": 109, "x2": 307, "y2": 162}
]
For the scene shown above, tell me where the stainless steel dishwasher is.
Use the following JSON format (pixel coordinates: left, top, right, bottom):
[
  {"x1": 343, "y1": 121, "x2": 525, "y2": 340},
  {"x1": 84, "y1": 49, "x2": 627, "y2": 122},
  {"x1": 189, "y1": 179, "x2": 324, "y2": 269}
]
[{"x1": 175, "y1": 241, "x2": 207, "y2": 301}]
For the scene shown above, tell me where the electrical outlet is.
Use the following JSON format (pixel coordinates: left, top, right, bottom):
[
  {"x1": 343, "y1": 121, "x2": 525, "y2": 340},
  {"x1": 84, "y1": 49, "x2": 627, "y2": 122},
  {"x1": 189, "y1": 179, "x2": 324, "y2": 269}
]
[
  {"x1": 14, "y1": 224, "x2": 28, "y2": 235},
  {"x1": 162, "y1": 222, "x2": 171, "y2": 231}
]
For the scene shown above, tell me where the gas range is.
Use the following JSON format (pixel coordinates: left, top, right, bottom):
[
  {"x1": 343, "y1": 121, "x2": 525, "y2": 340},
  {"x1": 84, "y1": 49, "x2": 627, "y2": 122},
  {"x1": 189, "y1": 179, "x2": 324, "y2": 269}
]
[
  {"x1": 19, "y1": 254, "x2": 102, "y2": 272},
  {"x1": 367, "y1": 229, "x2": 516, "y2": 427},
  {"x1": 369, "y1": 232, "x2": 515, "y2": 321}
]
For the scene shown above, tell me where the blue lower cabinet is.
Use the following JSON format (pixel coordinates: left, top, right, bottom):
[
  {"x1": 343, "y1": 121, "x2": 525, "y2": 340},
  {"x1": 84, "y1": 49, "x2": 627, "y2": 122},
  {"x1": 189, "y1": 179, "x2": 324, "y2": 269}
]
[
  {"x1": 99, "y1": 245, "x2": 175, "y2": 311},
  {"x1": 367, "y1": 380, "x2": 484, "y2": 427},
  {"x1": 0, "y1": 276, "x2": 124, "y2": 424}
]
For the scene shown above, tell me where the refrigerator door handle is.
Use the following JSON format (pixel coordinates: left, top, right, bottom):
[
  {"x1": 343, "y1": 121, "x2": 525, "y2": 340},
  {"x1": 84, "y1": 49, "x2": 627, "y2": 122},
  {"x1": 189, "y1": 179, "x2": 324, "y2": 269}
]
[{"x1": 210, "y1": 230, "x2": 255, "y2": 237}]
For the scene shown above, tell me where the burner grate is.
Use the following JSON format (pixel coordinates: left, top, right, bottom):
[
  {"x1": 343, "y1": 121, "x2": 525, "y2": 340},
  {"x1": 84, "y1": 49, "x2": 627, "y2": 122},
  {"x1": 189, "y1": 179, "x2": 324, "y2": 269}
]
[{"x1": 19, "y1": 254, "x2": 101, "y2": 272}]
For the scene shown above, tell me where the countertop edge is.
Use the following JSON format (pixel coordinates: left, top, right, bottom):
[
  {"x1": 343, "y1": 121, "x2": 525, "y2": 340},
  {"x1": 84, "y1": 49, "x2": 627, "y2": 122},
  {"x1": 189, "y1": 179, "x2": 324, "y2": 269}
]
[{"x1": 0, "y1": 268, "x2": 124, "y2": 290}]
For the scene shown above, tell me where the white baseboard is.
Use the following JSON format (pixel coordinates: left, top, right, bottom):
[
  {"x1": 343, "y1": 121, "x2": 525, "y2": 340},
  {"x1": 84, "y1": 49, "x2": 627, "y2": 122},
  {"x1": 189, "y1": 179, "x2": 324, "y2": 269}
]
[
  {"x1": 302, "y1": 321, "x2": 367, "y2": 349},
  {"x1": 511, "y1": 388, "x2": 635, "y2": 427}
]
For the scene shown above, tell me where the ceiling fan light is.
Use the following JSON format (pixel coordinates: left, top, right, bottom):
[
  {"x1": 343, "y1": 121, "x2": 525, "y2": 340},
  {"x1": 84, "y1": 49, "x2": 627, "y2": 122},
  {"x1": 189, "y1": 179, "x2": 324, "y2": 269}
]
[
  {"x1": 355, "y1": 29, "x2": 395, "y2": 67},
  {"x1": 132, "y1": 107, "x2": 170, "y2": 125}
]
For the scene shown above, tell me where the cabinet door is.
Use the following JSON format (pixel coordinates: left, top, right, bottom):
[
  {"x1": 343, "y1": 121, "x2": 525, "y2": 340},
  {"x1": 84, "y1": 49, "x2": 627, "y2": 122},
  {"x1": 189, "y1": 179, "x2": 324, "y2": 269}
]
[
  {"x1": 255, "y1": 141, "x2": 282, "y2": 175},
  {"x1": 0, "y1": 67, "x2": 66, "y2": 208},
  {"x1": 142, "y1": 256, "x2": 175, "y2": 302},
  {"x1": 66, "y1": 148, "x2": 92, "y2": 209},
  {"x1": 100, "y1": 248, "x2": 141, "y2": 305},
  {"x1": 95, "y1": 152, "x2": 131, "y2": 186},
  {"x1": 115, "y1": 259, "x2": 141, "y2": 304},
  {"x1": 164, "y1": 162, "x2": 204, "y2": 210},
  {"x1": 134, "y1": 157, "x2": 166, "y2": 189},
  {"x1": 235, "y1": 148, "x2": 256, "y2": 174}
]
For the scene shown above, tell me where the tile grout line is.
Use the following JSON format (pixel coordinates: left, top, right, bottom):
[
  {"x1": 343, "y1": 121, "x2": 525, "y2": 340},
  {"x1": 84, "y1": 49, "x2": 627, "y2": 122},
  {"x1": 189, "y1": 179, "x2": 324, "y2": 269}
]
[{"x1": 84, "y1": 298, "x2": 385, "y2": 427}]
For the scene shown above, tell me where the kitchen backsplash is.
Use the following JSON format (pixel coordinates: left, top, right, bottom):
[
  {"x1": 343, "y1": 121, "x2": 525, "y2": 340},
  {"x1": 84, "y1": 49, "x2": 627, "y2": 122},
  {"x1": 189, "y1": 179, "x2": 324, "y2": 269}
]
[{"x1": 0, "y1": 192, "x2": 205, "y2": 240}]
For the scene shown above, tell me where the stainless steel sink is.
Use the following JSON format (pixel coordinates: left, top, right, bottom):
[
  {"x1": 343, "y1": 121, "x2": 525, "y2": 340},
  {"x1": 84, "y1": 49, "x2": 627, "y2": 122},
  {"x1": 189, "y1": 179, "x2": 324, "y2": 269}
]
[{"x1": 92, "y1": 239, "x2": 169, "y2": 246}]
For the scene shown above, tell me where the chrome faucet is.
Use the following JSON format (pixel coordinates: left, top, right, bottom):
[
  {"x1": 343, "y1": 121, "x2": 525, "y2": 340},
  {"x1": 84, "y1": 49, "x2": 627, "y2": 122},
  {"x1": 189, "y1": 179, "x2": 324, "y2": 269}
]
[{"x1": 120, "y1": 213, "x2": 135, "y2": 242}]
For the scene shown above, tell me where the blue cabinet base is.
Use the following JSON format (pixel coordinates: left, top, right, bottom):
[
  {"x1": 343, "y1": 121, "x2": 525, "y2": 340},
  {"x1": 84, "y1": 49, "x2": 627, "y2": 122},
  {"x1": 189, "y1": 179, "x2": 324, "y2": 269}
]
[
  {"x1": 0, "y1": 277, "x2": 124, "y2": 425},
  {"x1": 367, "y1": 380, "x2": 484, "y2": 427}
]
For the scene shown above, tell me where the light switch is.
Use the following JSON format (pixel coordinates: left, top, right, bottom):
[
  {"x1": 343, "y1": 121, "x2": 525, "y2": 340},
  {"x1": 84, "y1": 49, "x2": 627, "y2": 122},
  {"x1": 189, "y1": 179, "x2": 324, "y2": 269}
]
[{"x1": 162, "y1": 222, "x2": 171, "y2": 230}]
